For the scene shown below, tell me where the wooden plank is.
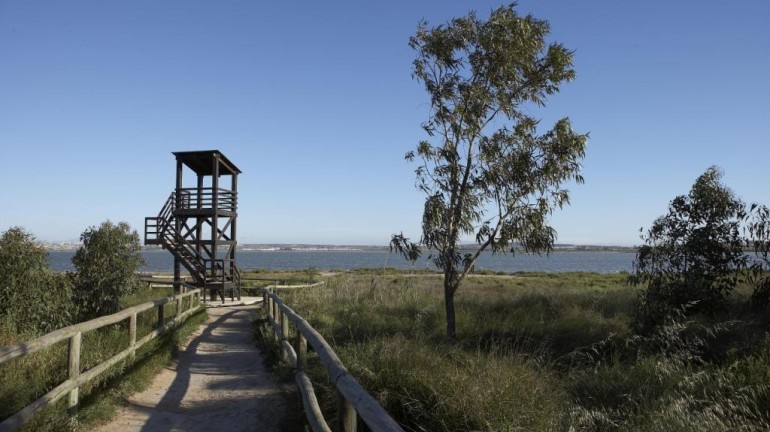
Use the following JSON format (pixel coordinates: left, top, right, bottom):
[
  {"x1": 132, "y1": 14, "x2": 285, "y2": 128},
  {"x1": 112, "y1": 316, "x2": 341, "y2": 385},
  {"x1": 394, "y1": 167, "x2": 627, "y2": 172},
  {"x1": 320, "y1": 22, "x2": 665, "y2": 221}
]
[
  {"x1": 337, "y1": 388, "x2": 357, "y2": 432},
  {"x1": 336, "y1": 375, "x2": 399, "y2": 432},
  {"x1": 271, "y1": 282, "x2": 325, "y2": 290},
  {"x1": 67, "y1": 332, "x2": 81, "y2": 414},
  {"x1": 129, "y1": 313, "x2": 137, "y2": 361},
  {"x1": 281, "y1": 340, "x2": 297, "y2": 368},
  {"x1": 157, "y1": 302, "x2": 165, "y2": 328},
  {"x1": 281, "y1": 312, "x2": 290, "y2": 362},
  {"x1": 271, "y1": 321, "x2": 282, "y2": 341},
  {"x1": 296, "y1": 333, "x2": 307, "y2": 370},
  {"x1": 295, "y1": 371, "x2": 332, "y2": 432}
]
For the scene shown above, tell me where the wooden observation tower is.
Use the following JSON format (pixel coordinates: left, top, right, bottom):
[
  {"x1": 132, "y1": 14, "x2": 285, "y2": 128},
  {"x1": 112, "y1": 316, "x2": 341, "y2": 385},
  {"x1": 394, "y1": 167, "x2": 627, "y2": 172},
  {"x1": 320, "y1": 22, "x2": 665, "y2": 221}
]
[{"x1": 145, "y1": 150, "x2": 242, "y2": 302}]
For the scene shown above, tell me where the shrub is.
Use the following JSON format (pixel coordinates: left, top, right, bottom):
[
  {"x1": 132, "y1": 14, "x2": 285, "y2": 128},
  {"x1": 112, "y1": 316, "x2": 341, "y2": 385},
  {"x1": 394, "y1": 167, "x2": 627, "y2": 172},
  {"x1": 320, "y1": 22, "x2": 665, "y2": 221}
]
[
  {"x1": 632, "y1": 167, "x2": 747, "y2": 330},
  {"x1": 72, "y1": 221, "x2": 144, "y2": 320},
  {"x1": 745, "y1": 204, "x2": 770, "y2": 310},
  {"x1": 0, "y1": 227, "x2": 72, "y2": 334}
]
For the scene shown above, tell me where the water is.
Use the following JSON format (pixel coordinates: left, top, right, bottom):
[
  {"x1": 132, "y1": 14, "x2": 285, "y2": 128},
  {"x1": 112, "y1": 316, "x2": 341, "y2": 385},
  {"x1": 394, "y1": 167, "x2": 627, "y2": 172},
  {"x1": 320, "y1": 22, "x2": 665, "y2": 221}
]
[{"x1": 47, "y1": 249, "x2": 635, "y2": 274}]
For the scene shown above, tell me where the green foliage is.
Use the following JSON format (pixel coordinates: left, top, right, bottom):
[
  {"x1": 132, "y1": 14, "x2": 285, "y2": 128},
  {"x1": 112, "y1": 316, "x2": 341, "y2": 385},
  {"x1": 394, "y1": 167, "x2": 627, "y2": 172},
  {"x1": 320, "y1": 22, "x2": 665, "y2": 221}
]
[
  {"x1": 567, "y1": 310, "x2": 770, "y2": 432},
  {"x1": 0, "y1": 227, "x2": 72, "y2": 334},
  {"x1": 745, "y1": 203, "x2": 770, "y2": 310},
  {"x1": 1, "y1": 276, "x2": 204, "y2": 431},
  {"x1": 392, "y1": 4, "x2": 587, "y2": 338},
  {"x1": 273, "y1": 272, "x2": 770, "y2": 431},
  {"x1": 342, "y1": 336, "x2": 567, "y2": 432},
  {"x1": 72, "y1": 221, "x2": 144, "y2": 320},
  {"x1": 632, "y1": 166, "x2": 747, "y2": 329},
  {"x1": 2, "y1": 308, "x2": 207, "y2": 432}
]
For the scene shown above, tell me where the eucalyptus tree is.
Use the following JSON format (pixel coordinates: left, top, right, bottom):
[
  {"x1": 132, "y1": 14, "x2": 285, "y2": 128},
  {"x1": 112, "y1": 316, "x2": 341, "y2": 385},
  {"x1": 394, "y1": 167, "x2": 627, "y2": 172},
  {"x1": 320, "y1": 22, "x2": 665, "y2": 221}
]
[
  {"x1": 745, "y1": 203, "x2": 770, "y2": 309},
  {"x1": 632, "y1": 167, "x2": 747, "y2": 328},
  {"x1": 0, "y1": 227, "x2": 72, "y2": 333},
  {"x1": 391, "y1": 4, "x2": 587, "y2": 338},
  {"x1": 72, "y1": 221, "x2": 144, "y2": 319}
]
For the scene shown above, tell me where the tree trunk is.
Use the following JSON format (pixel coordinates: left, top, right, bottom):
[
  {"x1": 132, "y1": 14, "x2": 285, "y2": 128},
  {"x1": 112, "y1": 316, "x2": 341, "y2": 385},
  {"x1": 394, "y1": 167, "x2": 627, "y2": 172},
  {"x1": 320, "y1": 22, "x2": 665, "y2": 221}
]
[{"x1": 444, "y1": 276, "x2": 457, "y2": 339}]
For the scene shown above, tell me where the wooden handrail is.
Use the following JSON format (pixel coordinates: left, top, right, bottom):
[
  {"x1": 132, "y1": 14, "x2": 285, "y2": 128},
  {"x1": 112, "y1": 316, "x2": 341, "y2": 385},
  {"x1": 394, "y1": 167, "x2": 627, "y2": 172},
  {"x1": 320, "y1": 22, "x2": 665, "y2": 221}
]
[
  {"x1": 174, "y1": 188, "x2": 236, "y2": 212},
  {"x1": 262, "y1": 288, "x2": 403, "y2": 432},
  {"x1": 0, "y1": 289, "x2": 203, "y2": 432}
]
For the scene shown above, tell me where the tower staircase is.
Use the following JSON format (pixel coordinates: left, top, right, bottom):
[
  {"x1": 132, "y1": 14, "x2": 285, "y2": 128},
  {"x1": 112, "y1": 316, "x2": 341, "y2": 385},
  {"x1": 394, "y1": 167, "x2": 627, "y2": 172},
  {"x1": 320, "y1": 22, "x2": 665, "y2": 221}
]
[
  {"x1": 144, "y1": 151, "x2": 242, "y2": 303},
  {"x1": 145, "y1": 192, "x2": 241, "y2": 302}
]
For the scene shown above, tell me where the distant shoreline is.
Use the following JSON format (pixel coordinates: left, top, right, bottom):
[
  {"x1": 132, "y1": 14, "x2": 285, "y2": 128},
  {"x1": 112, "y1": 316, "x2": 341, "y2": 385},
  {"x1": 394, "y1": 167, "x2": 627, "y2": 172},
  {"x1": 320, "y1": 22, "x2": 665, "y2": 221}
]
[{"x1": 43, "y1": 243, "x2": 638, "y2": 253}]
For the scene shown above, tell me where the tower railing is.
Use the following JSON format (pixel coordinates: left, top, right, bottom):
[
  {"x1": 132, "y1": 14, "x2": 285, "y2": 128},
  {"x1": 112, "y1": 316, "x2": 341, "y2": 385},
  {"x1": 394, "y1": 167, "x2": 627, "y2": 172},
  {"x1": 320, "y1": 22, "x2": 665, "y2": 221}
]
[
  {"x1": 174, "y1": 188, "x2": 237, "y2": 212},
  {"x1": 144, "y1": 190, "x2": 241, "y2": 299}
]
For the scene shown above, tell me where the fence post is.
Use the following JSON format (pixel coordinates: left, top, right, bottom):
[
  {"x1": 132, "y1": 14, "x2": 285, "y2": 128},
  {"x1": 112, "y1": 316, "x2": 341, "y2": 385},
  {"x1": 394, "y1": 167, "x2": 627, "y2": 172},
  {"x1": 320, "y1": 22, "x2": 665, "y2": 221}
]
[
  {"x1": 157, "y1": 303, "x2": 165, "y2": 328},
  {"x1": 273, "y1": 307, "x2": 281, "y2": 343},
  {"x1": 337, "y1": 389, "x2": 357, "y2": 432},
  {"x1": 129, "y1": 313, "x2": 137, "y2": 361},
  {"x1": 67, "y1": 331, "x2": 82, "y2": 414},
  {"x1": 176, "y1": 295, "x2": 182, "y2": 320},
  {"x1": 296, "y1": 331, "x2": 307, "y2": 370},
  {"x1": 281, "y1": 310, "x2": 289, "y2": 362}
]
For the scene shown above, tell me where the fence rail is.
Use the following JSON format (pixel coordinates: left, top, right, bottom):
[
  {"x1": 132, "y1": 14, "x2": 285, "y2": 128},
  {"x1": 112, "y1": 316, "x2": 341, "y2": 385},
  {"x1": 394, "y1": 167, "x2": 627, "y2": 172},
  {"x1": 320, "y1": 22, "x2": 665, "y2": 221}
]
[
  {"x1": 262, "y1": 286, "x2": 403, "y2": 432},
  {"x1": 0, "y1": 286, "x2": 203, "y2": 432},
  {"x1": 176, "y1": 188, "x2": 236, "y2": 212}
]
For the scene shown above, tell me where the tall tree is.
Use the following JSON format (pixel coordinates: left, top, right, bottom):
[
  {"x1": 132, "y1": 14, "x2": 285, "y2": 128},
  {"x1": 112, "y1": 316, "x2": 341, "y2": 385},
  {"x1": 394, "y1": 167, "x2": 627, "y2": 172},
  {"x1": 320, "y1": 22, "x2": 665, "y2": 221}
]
[
  {"x1": 72, "y1": 221, "x2": 144, "y2": 319},
  {"x1": 632, "y1": 166, "x2": 747, "y2": 328},
  {"x1": 392, "y1": 4, "x2": 587, "y2": 338}
]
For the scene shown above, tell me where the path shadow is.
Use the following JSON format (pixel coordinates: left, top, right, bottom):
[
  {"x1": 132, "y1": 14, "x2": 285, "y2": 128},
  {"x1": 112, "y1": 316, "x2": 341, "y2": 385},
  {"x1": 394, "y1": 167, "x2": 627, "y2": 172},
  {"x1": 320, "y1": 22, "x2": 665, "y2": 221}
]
[{"x1": 130, "y1": 306, "x2": 289, "y2": 432}]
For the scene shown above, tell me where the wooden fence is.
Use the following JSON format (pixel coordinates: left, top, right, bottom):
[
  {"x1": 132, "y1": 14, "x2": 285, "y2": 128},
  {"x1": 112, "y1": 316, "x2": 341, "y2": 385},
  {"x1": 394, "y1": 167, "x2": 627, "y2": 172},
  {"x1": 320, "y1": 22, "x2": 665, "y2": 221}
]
[
  {"x1": 262, "y1": 287, "x2": 404, "y2": 432},
  {"x1": 0, "y1": 287, "x2": 202, "y2": 432}
]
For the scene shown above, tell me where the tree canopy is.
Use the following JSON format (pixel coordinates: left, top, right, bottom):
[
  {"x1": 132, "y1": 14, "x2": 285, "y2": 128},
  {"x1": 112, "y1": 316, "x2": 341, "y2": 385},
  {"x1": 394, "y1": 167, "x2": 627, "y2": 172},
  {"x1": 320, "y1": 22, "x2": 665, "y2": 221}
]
[
  {"x1": 392, "y1": 4, "x2": 587, "y2": 338},
  {"x1": 632, "y1": 166, "x2": 747, "y2": 328},
  {"x1": 0, "y1": 227, "x2": 72, "y2": 333},
  {"x1": 745, "y1": 203, "x2": 770, "y2": 309},
  {"x1": 72, "y1": 221, "x2": 144, "y2": 320}
]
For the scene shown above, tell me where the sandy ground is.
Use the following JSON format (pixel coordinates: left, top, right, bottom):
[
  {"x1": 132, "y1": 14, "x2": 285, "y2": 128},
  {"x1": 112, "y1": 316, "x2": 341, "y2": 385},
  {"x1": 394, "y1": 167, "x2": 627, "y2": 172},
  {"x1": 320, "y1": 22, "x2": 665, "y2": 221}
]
[{"x1": 92, "y1": 305, "x2": 293, "y2": 432}]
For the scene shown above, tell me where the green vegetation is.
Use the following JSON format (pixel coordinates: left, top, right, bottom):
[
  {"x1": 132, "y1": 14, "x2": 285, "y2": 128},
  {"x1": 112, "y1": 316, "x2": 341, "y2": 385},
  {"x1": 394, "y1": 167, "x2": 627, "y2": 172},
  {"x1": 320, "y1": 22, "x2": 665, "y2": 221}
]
[
  {"x1": 72, "y1": 221, "x2": 145, "y2": 320},
  {"x1": 0, "y1": 282, "x2": 207, "y2": 431},
  {"x1": 392, "y1": 3, "x2": 587, "y2": 338},
  {"x1": 261, "y1": 271, "x2": 770, "y2": 431},
  {"x1": 745, "y1": 203, "x2": 770, "y2": 309},
  {"x1": 0, "y1": 228, "x2": 72, "y2": 333},
  {"x1": 632, "y1": 167, "x2": 747, "y2": 330},
  {"x1": 0, "y1": 223, "x2": 206, "y2": 431}
]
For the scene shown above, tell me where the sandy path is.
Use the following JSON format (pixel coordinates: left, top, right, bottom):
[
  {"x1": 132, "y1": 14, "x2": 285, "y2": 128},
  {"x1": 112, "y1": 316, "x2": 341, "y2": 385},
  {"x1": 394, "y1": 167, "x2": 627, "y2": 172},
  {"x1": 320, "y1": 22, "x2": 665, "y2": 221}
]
[{"x1": 93, "y1": 305, "x2": 293, "y2": 432}]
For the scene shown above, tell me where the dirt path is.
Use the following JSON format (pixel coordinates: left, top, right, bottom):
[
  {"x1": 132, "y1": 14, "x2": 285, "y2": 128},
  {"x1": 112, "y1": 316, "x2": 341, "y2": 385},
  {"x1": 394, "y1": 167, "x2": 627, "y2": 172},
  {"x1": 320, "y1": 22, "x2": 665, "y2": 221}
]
[{"x1": 93, "y1": 305, "x2": 293, "y2": 432}]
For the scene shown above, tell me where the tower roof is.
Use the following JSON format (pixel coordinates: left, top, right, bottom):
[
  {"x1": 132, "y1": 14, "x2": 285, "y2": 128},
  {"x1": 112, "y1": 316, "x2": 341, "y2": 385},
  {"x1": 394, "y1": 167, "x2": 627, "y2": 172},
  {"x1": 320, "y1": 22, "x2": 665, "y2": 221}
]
[{"x1": 173, "y1": 150, "x2": 241, "y2": 176}]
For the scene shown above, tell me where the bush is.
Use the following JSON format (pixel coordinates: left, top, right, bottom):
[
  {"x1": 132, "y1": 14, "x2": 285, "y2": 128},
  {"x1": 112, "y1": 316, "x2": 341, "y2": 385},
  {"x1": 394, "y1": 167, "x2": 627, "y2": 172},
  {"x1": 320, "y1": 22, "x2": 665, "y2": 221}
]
[
  {"x1": 72, "y1": 221, "x2": 144, "y2": 320},
  {"x1": 745, "y1": 204, "x2": 770, "y2": 310},
  {"x1": 632, "y1": 166, "x2": 747, "y2": 330},
  {"x1": 0, "y1": 227, "x2": 72, "y2": 334}
]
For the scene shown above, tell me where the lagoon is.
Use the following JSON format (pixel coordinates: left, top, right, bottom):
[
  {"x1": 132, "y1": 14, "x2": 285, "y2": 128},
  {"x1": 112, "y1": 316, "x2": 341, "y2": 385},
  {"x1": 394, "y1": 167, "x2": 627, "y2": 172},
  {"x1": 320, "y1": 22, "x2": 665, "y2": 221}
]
[{"x1": 47, "y1": 249, "x2": 635, "y2": 274}]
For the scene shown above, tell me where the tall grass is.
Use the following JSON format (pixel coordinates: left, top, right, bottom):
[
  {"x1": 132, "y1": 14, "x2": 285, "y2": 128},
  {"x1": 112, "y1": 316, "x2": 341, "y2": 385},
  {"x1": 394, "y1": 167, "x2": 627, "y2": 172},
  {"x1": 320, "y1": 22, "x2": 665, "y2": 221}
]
[
  {"x1": 264, "y1": 271, "x2": 770, "y2": 431},
  {"x1": 0, "y1": 284, "x2": 207, "y2": 431}
]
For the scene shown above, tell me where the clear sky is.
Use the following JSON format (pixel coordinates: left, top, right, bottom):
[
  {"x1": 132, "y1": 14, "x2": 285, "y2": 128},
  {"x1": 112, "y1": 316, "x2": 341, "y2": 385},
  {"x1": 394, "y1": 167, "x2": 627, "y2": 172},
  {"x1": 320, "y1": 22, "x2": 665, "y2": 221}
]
[{"x1": 1, "y1": 1, "x2": 768, "y2": 246}]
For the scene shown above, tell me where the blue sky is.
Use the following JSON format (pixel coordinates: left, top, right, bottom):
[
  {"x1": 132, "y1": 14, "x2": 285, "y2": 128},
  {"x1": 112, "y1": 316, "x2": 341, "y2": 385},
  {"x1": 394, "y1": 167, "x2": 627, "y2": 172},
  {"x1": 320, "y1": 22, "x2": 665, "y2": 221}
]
[{"x1": 1, "y1": 1, "x2": 768, "y2": 246}]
